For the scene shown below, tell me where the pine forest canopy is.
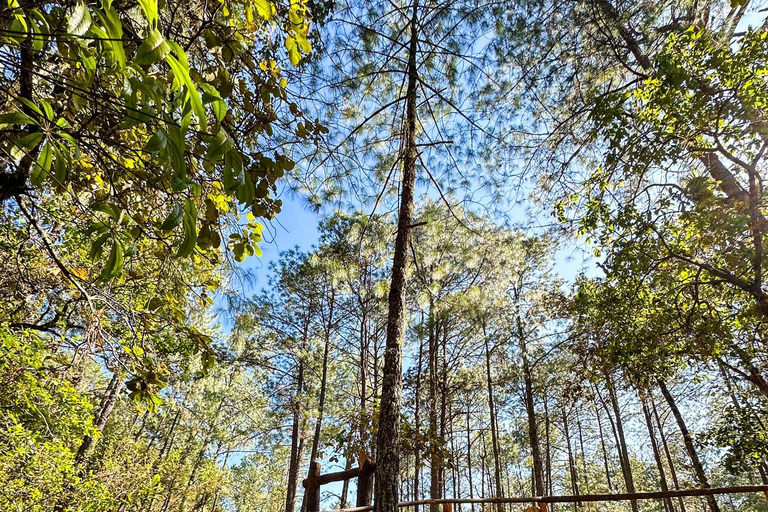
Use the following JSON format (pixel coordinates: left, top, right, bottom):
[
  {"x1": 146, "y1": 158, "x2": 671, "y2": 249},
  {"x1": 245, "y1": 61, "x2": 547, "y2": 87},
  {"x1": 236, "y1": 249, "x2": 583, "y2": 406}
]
[{"x1": 2, "y1": 0, "x2": 768, "y2": 512}]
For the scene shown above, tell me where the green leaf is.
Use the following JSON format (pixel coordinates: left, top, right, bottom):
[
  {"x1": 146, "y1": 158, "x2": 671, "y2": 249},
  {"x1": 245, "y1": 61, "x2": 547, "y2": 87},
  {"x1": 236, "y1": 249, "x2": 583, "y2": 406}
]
[
  {"x1": 134, "y1": 29, "x2": 170, "y2": 66},
  {"x1": 136, "y1": 0, "x2": 158, "y2": 26},
  {"x1": 9, "y1": 14, "x2": 27, "y2": 43},
  {"x1": 96, "y1": 4, "x2": 126, "y2": 70},
  {"x1": 144, "y1": 129, "x2": 167, "y2": 152},
  {"x1": 254, "y1": 0, "x2": 274, "y2": 20},
  {"x1": 38, "y1": 99, "x2": 54, "y2": 121},
  {"x1": 17, "y1": 97, "x2": 44, "y2": 118},
  {"x1": 223, "y1": 149, "x2": 244, "y2": 191},
  {"x1": 161, "y1": 203, "x2": 183, "y2": 230},
  {"x1": 167, "y1": 43, "x2": 206, "y2": 129},
  {"x1": 285, "y1": 36, "x2": 300, "y2": 66},
  {"x1": 166, "y1": 125, "x2": 187, "y2": 179},
  {"x1": 53, "y1": 145, "x2": 68, "y2": 183},
  {"x1": 90, "y1": 201, "x2": 121, "y2": 221},
  {"x1": 67, "y1": 1, "x2": 91, "y2": 36},
  {"x1": 200, "y1": 83, "x2": 226, "y2": 123},
  {"x1": 11, "y1": 132, "x2": 43, "y2": 161},
  {"x1": 0, "y1": 112, "x2": 36, "y2": 129},
  {"x1": 30, "y1": 142, "x2": 52, "y2": 185},
  {"x1": 89, "y1": 232, "x2": 111, "y2": 261},
  {"x1": 205, "y1": 128, "x2": 233, "y2": 164},
  {"x1": 176, "y1": 198, "x2": 197, "y2": 257},
  {"x1": 98, "y1": 240, "x2": 124, "y2": 281}
]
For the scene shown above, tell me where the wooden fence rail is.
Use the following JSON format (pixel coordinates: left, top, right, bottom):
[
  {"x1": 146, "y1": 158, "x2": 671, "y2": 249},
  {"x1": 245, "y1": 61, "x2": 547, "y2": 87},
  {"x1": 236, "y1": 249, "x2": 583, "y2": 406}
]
[
  {"x1": 302, "y1": 460, "x2": 376, "y2": 512},
  {"x1": 317, "y1": 485, "x2": 768, "y2": 512}
]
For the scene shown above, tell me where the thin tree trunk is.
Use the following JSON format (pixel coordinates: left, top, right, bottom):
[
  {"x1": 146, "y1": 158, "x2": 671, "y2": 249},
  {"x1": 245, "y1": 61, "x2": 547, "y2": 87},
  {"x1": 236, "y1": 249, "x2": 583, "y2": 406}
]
[
  {"x1": 639, "y1": 389, "x2": 675, "y2": 512},
  {"x1": 544, "y1": 396, "x2": 553, "y2": 497},
  {"x1": 482, "y1": 324, "x2": 504, "y2": 512},
  {"x1": 286, "y1": 356, "x2": 306, "y2": 512},
  {"x1": 466, "y1": 405, "x2": 475, "y2": 512},
  {"x1": 657, "y1": 379, "x2": 721, "y2": 512},
  {"x1": 593, "y1": 401, "x2": 614, "y2": 493},
  {"x1": 516, "y1": 311, "x2": 545, "y2": 498},
  {"x1": 562, "y1": 409, "x2": 580, "y2": 511},
  {"x1": 429, "y1": 309, "x2": 442, "y2": 512},
  {"x1": 652, "y1": 395, "x2": 687, "y2": 512},
  {"x1": 576, "y1": 410, "x2": 589, "y2": 494},
  {"x1": 414, "y1": 333, "x2": 424, "y2": 509},
  {"x1": 309, "y1": 288, "x2": 335, "y2": 465},
  {"x1": 76, "y1": 371, "x2": 124, "y2": 464},
  {"x1": 339, "y1": 450, "x2": 353, "y2": 510},
  {"x1": 360, "y1": 285, "x2": 370, "y2": 459},
  {"x1": 605, "y1": 375, "x2": 639, "y2": 512}
]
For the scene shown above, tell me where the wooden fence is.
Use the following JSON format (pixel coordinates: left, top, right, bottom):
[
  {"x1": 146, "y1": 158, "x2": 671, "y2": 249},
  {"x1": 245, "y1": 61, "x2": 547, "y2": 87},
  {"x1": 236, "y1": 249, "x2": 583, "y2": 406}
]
[{"x1": 303, "y1": 462, "x2": 768, "y2": 512}]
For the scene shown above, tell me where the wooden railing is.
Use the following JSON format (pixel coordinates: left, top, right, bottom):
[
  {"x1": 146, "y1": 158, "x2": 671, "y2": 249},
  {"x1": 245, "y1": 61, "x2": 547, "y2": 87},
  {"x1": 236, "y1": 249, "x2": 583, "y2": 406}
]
[{"x1": 306, "y1": 482, "x2": 768, "y2": 512}]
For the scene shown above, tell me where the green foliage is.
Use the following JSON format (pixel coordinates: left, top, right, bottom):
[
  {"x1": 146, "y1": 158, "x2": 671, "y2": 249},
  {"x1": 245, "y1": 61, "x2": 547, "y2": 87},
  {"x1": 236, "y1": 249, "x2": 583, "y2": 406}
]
[
  {"x1": 0, "y1": 328, "x2": 114, "y2": 511},
  {"x1": 704, "y1": 402, "x2": 768, "y2": 475}
]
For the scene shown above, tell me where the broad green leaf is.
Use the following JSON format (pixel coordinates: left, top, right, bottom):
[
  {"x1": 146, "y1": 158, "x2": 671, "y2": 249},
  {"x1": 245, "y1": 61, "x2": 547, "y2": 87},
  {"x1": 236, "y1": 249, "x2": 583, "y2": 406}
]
[
  {"x1": 17, "y1": 97, "x2": 44, "y2": 118},
  {"x1": 223, "y1": 150, "x2": 244, "y2": 191},
  {"x1": 136, "y1": 0, "x2": 158, "y2": 26},
  {"x1": 205, "y1": 128, "x2": 233, "y2": 164},
  {"x1": 0, "y1": 112, "x2": 36, "y2": 129},
  {"x1": 9, "y1": 12, "x2": 27, "y2": 43},
  {"x1": 90, "y1": 202, "x2": 121, "y2": 221},
  {"x1": 98, "y1": 240, "x2": 124, "y2": 281},
  {"x1": 11, "y1": 132, "x2": 43, "y2": 161},
  {"x1": 144, "y1": 129, "x2": 167, "y2": 152},
  {"x1": 285, "y1": 36, "x2": 300, "y2": 66},
  {"x1": 254, "y1": 0, "x2": 274, "y2": 20},
  {"x1": 67, "y1": 1, "x2": 91, "y2": 36},
  {"x1": 200, "y1": 83, "x2": 226, "y2": 122},
  {"x1": 166, "y1": 54, "x2": 206, "y2": 129},
  {"x1": 96, "y1": 4, "x2": 126, "y2": 70},
  {"x1": 161, "y1": 203, "x2": 183, "y2": 230},
  {"x1": 89, "y1": 232, "x2": 111, "y2": 261},
  {"x1": 236, "y1": 173, "x2": 255, "y2": 205},
  {"x1": 134, "y1": 29, "x2": 170, "y2": 66},
  {"x1": 176, "y1": 198, "x2": 198, "y2": 257},
  {"x1": 30, "y1": 142, "x2": 52, "y2": 185},
  {"x1": 166, "y1": 125, "x2": 187, "y2": 178},
  {"x1": 38, "y1": 99, "x2": 54, "y2": 121},
  {"x1": 53, "y1": 145, "x2": 68, "y2": 183}
]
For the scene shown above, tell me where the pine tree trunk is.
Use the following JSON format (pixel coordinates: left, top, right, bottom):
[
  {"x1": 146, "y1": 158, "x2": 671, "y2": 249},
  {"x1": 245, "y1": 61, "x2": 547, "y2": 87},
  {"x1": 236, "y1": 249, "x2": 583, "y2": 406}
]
[
  {"x1": 429, "y1": 310, "x2": 442, "y2": 512},
  {"x1": 360, "y1": 291, "x2": 370, "y2": 458},
  {"x1": 576, "y1": 411, "x2": 589, "y2": 494},
  {"x1": 466, "y1": 404, "x2": 475, "y2": 512},
  {"x1": 286, "y1": 357, "x2": 306, "y2": 512},
  {"x1": 483, "y1": 324, "x2": 504, "y2": 512},
  {"x1": 544, "y1": 396, "x2": 553, "y2": 497},
  {"x1": 310, "y1": 289, "x2": 334, "y2": 466},
  {"x1": 374, "y1": 1, "x2": 420, "y2": 509},
  {"x1": 517, "y1": 312, "x2": 544, "y2": 497},
  {"x1": 414, "y1": 334, "x2": 423, "y2": 508}
]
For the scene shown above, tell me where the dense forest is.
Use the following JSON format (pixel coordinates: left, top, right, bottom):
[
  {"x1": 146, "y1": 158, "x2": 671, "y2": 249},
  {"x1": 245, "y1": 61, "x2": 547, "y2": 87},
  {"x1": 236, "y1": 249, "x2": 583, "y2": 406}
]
[{"x1": 2, "y1": 0, "x2": 768, "y2": 511}]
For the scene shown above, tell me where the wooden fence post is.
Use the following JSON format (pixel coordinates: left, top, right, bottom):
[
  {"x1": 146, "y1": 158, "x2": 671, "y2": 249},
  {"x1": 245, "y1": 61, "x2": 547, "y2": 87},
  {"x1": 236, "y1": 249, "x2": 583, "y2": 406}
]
[
  {"x1": 357, "y1": 459, "x2": 375, "y2": 507},
  {"x1": 307, "y1": 461, "x2": 322, "y2": 512}
]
